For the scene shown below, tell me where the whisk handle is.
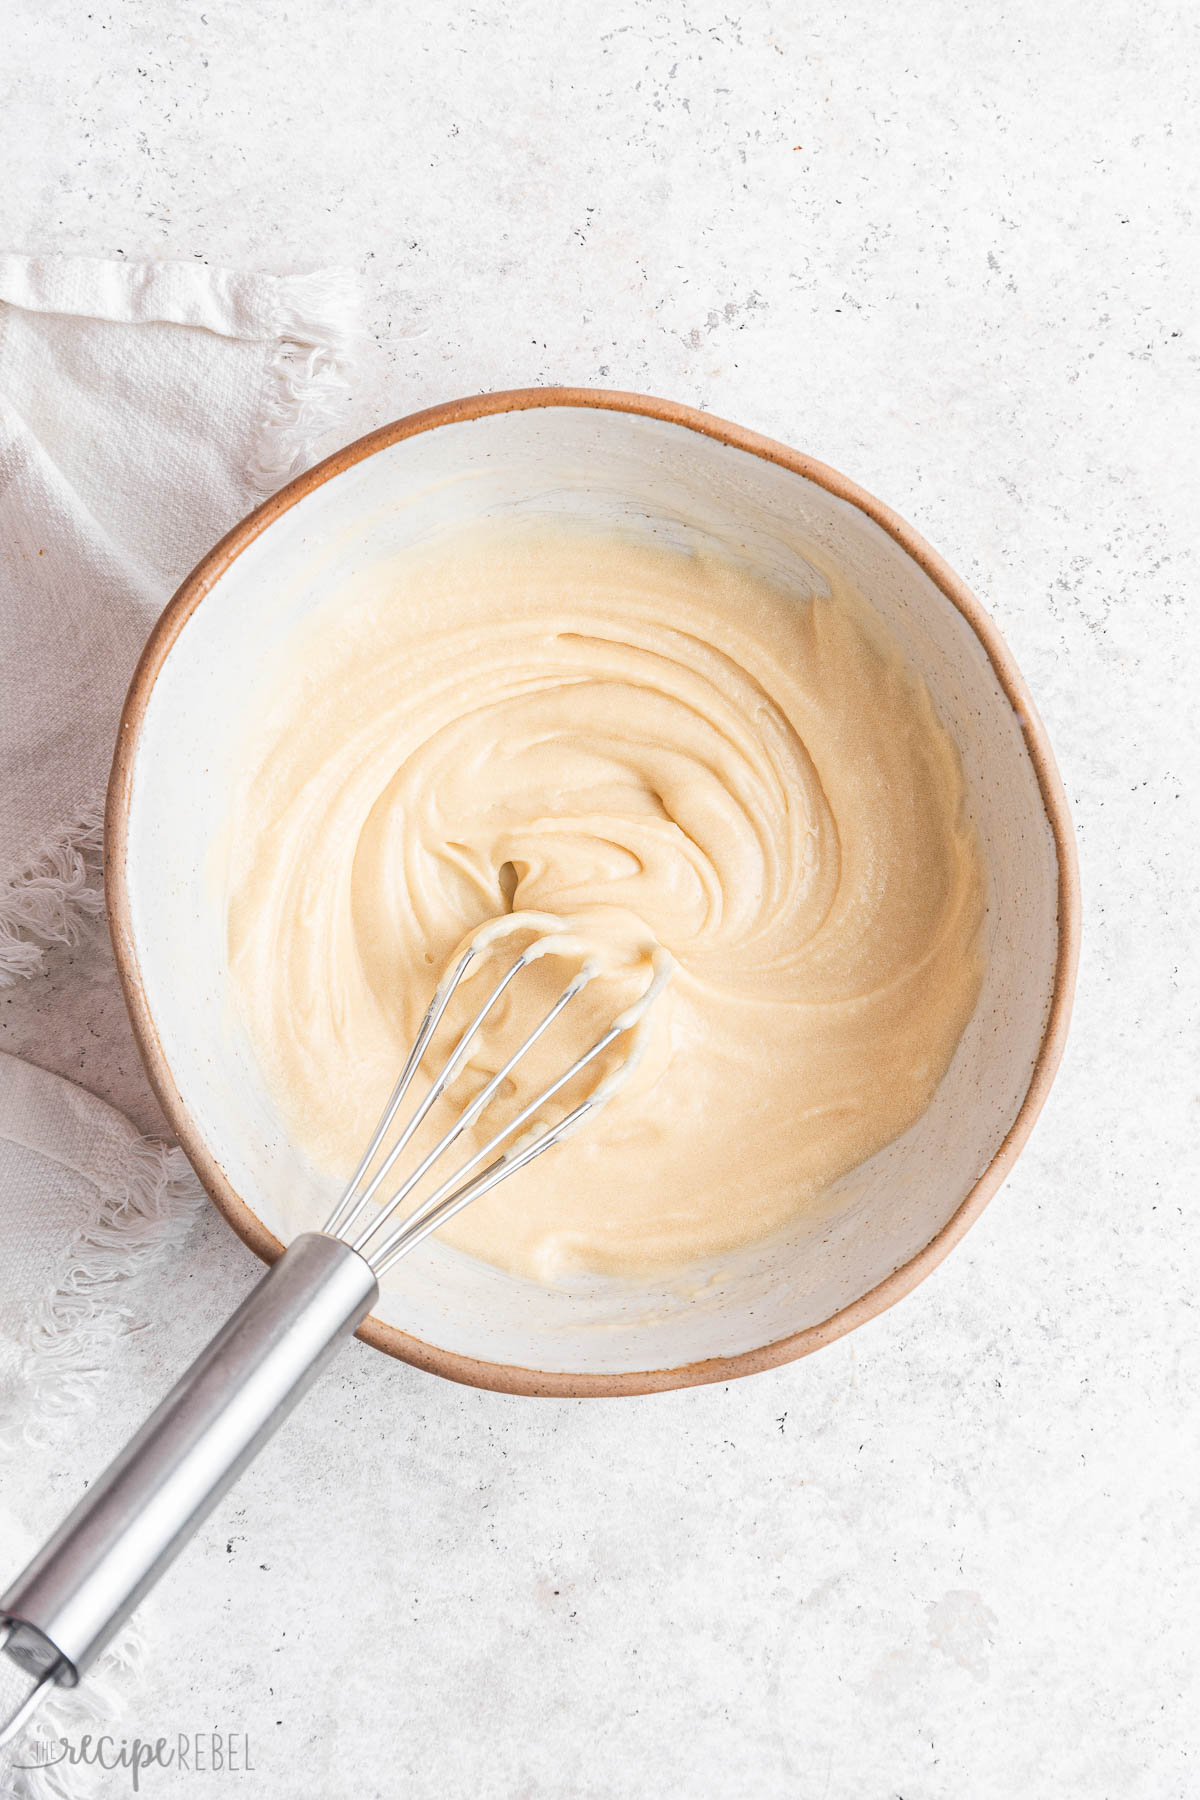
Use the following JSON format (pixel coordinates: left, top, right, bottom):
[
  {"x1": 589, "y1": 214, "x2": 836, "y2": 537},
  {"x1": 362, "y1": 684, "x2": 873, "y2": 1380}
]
[{"x1": 0, "y1": 1232, "x2": 377, "y2": 1717}]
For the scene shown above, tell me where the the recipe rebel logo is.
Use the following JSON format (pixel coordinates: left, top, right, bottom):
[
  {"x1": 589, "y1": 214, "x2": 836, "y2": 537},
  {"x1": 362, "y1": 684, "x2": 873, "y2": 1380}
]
[{"x1": 11, "y1": 1729, "x2": 255, "y2": 1789}]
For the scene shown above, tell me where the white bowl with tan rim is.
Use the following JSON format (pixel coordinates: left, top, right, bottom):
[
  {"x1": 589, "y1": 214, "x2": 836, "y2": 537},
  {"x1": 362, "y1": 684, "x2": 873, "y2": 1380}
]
[{"x1": 106, "y1": 388, "x2": 1079, "y2": 1397}]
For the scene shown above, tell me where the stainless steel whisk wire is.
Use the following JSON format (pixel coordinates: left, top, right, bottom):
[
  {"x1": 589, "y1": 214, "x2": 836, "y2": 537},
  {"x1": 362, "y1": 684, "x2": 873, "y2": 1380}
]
[
  {"x1": 327, "y1": 932, "x2": 629, "y2": 1276},
  {"x1": 0, "y1": 921, "x2": 669, "y2": 1744}
]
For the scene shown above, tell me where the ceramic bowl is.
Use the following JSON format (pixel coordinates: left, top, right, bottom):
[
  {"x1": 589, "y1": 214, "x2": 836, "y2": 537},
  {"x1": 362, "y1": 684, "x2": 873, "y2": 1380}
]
[{"x1": 107, "y1": 389, "x2": 1079, "y2": 1396}]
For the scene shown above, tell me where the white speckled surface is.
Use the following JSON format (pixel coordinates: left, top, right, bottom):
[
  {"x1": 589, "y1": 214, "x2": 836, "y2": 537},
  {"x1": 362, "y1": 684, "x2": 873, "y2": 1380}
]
[{"x1": 2, "y1": 2, "x2": 1198, "y2": 1795}]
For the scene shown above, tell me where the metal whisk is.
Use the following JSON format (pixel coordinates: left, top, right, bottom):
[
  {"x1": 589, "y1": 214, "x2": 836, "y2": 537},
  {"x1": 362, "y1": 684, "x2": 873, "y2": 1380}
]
[{"x1": 0, "y1": 916, "x2": 670, "y2": 1744}]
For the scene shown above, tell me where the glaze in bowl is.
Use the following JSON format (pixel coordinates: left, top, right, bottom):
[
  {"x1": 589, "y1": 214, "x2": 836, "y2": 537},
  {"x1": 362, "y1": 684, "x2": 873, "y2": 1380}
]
[{"x1": 106, "y1": 389, "x2": 1079, "y2": 1395}]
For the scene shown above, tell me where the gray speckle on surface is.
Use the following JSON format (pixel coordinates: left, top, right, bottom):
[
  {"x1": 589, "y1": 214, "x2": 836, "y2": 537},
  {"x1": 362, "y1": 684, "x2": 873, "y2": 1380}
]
[{"x1": 2, "y1": 1, "x2": 1199, "y2": 1796}]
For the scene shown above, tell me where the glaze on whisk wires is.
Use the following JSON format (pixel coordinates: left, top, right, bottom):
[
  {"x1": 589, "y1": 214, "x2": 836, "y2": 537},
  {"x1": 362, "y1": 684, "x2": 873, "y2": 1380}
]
[{"x1": 322, "y1": 915, "x2": 671, "y2": 1281}]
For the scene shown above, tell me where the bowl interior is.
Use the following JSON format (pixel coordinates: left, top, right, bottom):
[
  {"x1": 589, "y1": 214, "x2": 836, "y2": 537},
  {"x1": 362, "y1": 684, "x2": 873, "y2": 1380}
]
[{"x1": 120, "y1": 402, "x2": 1064, "y2": 1382}]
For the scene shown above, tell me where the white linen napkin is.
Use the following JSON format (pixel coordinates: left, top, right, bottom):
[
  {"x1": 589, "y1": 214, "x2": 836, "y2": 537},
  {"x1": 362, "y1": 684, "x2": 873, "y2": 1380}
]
[
  {"x1": 0, "y1": 251, "x2": 358, "y2": 974},
  {"x1": 0, "y1": 1054, "x2": 203, "y2": 1798},
  {"x1": 0, "y1": 1053, "x2": 203, "y2": 1445},
  {"x1": 0, "y1": 253, "x2": 360, "y2": 1786}
]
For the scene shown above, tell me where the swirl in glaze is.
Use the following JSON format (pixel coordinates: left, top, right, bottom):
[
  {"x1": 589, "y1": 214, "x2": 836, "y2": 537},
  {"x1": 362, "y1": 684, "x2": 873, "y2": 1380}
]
[{"x1": 227, "y1": 522, "x2": 984, "y2": 1282}]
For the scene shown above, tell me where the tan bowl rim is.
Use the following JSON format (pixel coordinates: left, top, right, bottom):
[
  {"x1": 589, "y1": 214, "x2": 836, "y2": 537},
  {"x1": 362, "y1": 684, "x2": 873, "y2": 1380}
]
[{"x1": 106, "y1": 385, "x2": 1080, "y2": 1398}]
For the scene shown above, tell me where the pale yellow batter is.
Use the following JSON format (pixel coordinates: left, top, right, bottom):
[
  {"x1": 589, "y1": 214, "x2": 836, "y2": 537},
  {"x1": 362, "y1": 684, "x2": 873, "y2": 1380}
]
[{"x1": 226, "y1": 522, "x2": 984, "y2": 1282}]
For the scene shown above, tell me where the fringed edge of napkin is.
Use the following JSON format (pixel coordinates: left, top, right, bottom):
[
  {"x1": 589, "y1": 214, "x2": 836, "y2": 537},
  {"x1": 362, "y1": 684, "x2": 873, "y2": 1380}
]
[
  {"x1": 246, "y1": 264, "x2": 360, "y2": 494},
  {"x1": 0, "y1": 808, "x2": 105, "y2": 987},
  {"x1": 0, "y1": 1139, "x2": 203, "y2": 1450}
]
